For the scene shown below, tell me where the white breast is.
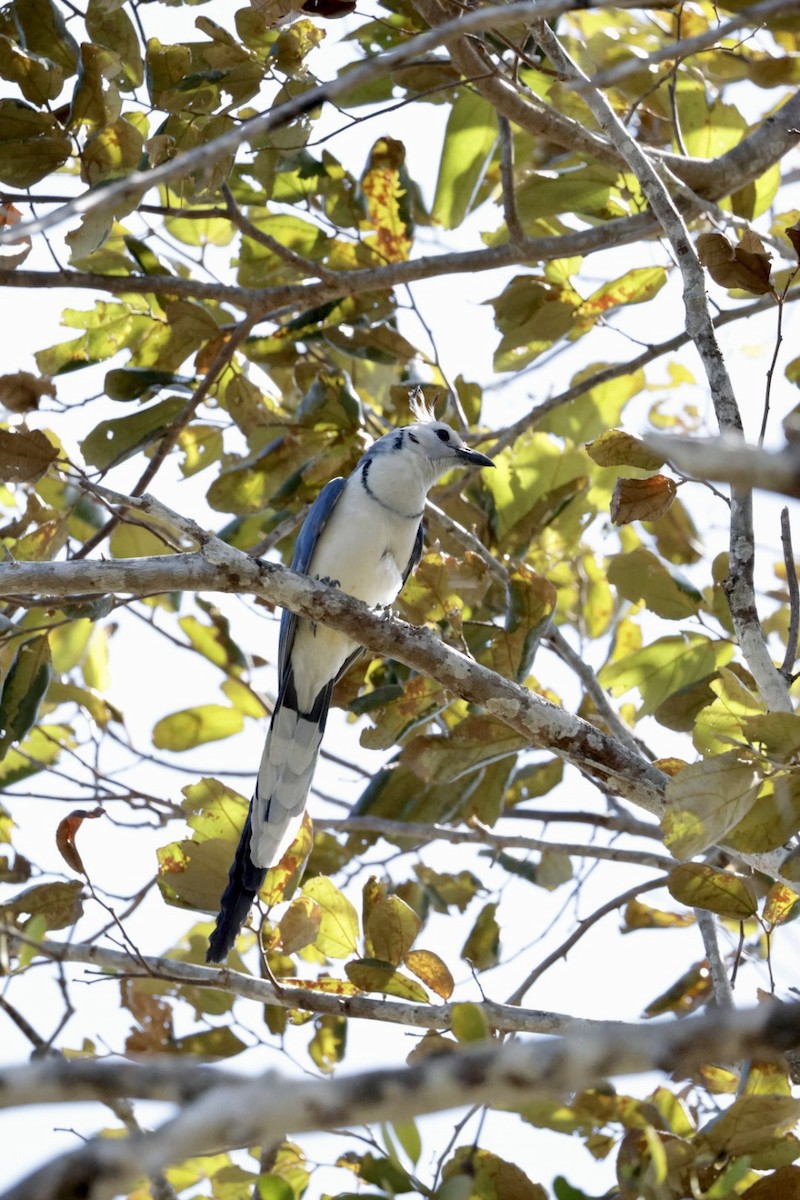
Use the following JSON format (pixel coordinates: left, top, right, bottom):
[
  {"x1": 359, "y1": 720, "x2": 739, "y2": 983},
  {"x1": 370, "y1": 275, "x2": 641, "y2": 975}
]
[{"x1": 289, "y1": 473, "x2": 422, "y2": 712}]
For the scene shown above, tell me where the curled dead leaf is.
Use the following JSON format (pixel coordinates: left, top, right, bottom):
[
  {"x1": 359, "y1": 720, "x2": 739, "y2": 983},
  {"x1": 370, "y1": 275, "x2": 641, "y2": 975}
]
[
  {"x1": 56, "y1": 806, "x2": 105, "y2": 875},
  {"x1": 0, "y1": 428, "x2": 59, "y2": 483},
  {"x1": 610, "y1": 475, "x2": 677, "y2": 525},
  {"x1": 696, "y1": 230, "x2": 775, "y2": 297},
  {"x1": 0, "y1": 372, "x2": 56, "y2": 414},
  {"x1": 0, "y1": 203, "x2": 31, "y2": 269},
  {"x1": 786, "y1": 220, "x2": 800, "y2": 264}
]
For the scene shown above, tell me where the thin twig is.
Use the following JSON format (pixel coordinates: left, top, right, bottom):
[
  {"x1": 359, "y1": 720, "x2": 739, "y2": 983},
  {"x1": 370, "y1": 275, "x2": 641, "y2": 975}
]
[
  {"x1": 497, "y1": 114, "x2": 524, "y2": 243},
  {"x1": 321, "y1": 814, "x2": 675, "y2": 871},
  {"x1": 505, "y1": 875, "x2": 670, "y2": 1006},
  {"x1": 72, "y1": 316, "x2": 257, "y2": 559},
  {"x1": 221, "y1": 182, "x2": 341, "y2": 286},
  {"x1": 544, "y1": 627, "x2": 652, "y2": 761},
  {"x1": 694, "y1": 908, "x2": 733, "y2": 1008}
]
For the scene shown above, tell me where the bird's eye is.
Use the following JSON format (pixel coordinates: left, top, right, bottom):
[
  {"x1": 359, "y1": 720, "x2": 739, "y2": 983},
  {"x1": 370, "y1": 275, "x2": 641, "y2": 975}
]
[{"x1": 435, "y1": 428, "x2": 450, "y2": 443}]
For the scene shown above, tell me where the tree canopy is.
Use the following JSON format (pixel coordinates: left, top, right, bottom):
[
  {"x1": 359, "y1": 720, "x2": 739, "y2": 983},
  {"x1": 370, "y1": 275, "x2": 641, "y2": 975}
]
[{"x1": 2, "y1": 0, "x2": 800, "y2": 1196}]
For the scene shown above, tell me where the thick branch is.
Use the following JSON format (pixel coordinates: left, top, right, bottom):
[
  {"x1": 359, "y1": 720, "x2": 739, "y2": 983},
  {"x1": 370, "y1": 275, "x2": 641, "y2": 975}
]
[
  {"x1": 3, "y1": 1002, "x2": 800, "y2": 1200},
  {"x1": 0, "y1": 538, "x2": 667, "y2": 813},
  {"x1": 412, "y1": 0, "x2": 800, "y2": 198},
  {"x1": 0, "y1": 215, "x2": 656, "y2": 314},
  {"x1": 3, "y1": 934, "x2": 622, "y2": 1037},
  {"x1": 647, "y1": 434, "x2": 800, "y2": 498}
]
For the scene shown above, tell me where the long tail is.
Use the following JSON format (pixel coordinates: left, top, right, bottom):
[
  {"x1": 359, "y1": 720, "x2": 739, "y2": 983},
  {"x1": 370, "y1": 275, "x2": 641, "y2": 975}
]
[
  {"x1": 206, "y1": 811, "x2": 265, "y2": 963},
  {"x1": 206, "y1": 676, "x2": 332, "y2": 963}
]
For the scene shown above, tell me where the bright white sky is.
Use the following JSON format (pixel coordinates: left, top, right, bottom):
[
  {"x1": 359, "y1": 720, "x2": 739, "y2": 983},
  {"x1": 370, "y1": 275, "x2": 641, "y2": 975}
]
[{"x1": 3, "y1": 2, "x2": 800, "y2": 1194}]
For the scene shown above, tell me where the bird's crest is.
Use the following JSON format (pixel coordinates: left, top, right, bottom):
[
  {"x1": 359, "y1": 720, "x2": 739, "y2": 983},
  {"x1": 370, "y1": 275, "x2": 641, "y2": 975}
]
[{"x1": 408, "y1": 386, "x2": 438, "y2": 425}]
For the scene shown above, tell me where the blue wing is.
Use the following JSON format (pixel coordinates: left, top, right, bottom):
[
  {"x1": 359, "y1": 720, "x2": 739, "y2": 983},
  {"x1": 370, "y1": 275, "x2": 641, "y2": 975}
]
[
  {"x1": 403, "y1": 521, "x2": 424, "y2": 587},
  {"x1": 277, "y1": 476, "x2": 347, "y2": 678}
]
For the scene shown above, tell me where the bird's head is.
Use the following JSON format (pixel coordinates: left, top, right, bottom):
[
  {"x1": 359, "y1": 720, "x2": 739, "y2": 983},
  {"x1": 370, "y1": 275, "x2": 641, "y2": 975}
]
[{"x1": 400, "y1": 421, "x2": 495, "y2": 475}]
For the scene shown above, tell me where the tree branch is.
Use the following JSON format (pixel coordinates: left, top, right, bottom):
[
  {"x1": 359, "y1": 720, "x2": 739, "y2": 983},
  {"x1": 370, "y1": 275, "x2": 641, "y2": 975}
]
[
  {"x1": 535, "y1": 20, "x2": 792, "y2": 715},
  {"x1": 4, "y1": 1001, "x2": 800, "y2": 1200},
  {"x1": 0, "y1": 0, "x2": 663, "y2": 250},
  {"x1": 646, "y1": 434, "x2": 800, "y2": 499},
  {"x1": 1, "y1": 932, "x2": 628, "y2": 1038},
  {"x1": 0, "y1": 491, "x2": 669, "y2": 815},
  {"x1": 323, "y1": 814, "x2": 675, "y2": 870}
]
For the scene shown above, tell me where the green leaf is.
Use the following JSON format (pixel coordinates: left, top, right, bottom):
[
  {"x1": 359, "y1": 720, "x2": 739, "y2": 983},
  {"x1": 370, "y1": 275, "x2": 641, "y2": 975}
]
[
  {"x1": 0, "y1": 635, "x2": 52, "y2": 756},
  {"x1": 10, "y1": 0, "x2": 79, "y2": 72},
  {"x1": 451, "y1": 1001, "x2": 490, "y2": 1044},
  {"x1": 80, "y1": 397, "x2": 186, "y2": 470},
  {"x1": 515, "y1": 166, "x2": 617, "y2": 223},
  {"x1": 1, "y1": 879, "x2": 84, "y2": 930},
  {"x1": 257, "y1": 1177, "x2": 295, "y2": 1200},
  {"x1": 725, "y1": 774, "x2": 800, "y2": 853},
  {"x1": 364, "y1": 886, "x2": 421, "y2": 965},
  {"x1": 0, "y1": 35, "x2": 65, "y2": 105},
  {"x1": 171, "y1": 1027, "x2": 247, "y2": 1058},
  {"x1": 742, "y1": 711, "x2": 800, "y2": 761},
  {"x1": 577, "y1": 267, "x2": 667, "y2": 322},
  {"x1": 391, "y1": 1121, "x2": 422, "y2": 1167},
  {"x1": 693, "y1": 668, "x2": 764, "y2": 756},
  {"x1": 662, "y1": 751, "x2": 761, "y2": 858},
  {"x1": 308, "y1": 1014, "x2": 346, "y2": 1073},
  {"x1": 0, "y1": 723, "x2": 72, "y2": 786},
  {"x1": 85, "y1": 0, "x2": 143, "y2": 90},
  {"x1": 432, "y1": 90, "x2": 498, "y2": 229},
  {"x1": 696, "y1": 1094, "x2": 800, "y2": 1156},
  {"x1": 461, "y1": 902, "x2": 499, "y2": 971},
  {"x1": 152, "y1": 705, "x2": 244, "y2": 752},
  {"x1": 539, "y1": 365, "x2": 645, "y2": 443},
  {"x1": 82, "y1": 115, "x2": 144, "y2": 185},
  {"x1": 345, "y1": 958, "x2": 429, "y2": 1001},
  {"x1": 181, "y1": 777, "x2": 248, "y2": 842},
  {"x1": 667, "y1": 863, "x2": 757, "y2": 919},
  {"x1": 279, "y1": 895, "x2": 322, "y2": 954},
  {"x1": 301, "y1": 876, "x2": 359, "y2": 958},
  {"x1": 599, "y1": 634, "x2": 735, "y2": 718},
  {"x1": 483, "y1": 433, "x2": 592, "y2": 541},
  {"x1": 489, "y1": 276, "x2": 580, "y2": 372},
  {"x1": 585, "y1": 428, "x2": 665, "y2": 470},
  {"x1": 443, "y1": 1148, "x2": 548, "y2": 1200},
  {"x1": 157, "y1": 837, "x2": 234, "y2": 913},
  {"x1": 607, "y1": 548, "x2": 703, "y2": 619},
  {"x1": 677, "y1": 84, "x2": 746, "y2": 159}
]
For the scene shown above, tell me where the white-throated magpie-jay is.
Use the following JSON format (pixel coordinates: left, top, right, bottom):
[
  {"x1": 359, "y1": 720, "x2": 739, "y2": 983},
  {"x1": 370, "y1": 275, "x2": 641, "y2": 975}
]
[{"x1": 207, "y1": 414, "x2": 493, "y2": 961}]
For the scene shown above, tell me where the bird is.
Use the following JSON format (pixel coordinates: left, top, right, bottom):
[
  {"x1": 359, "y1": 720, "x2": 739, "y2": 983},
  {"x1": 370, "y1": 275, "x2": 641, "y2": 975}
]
[{"x1": 206, "y1": 405, "x2": 494, "y2": 962}]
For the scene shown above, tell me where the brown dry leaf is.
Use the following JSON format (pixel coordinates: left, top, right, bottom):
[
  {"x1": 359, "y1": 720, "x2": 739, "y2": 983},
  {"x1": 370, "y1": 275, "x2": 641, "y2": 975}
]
[
  {"x1": 0, "y1": 428, "x2": 59, "y2": 483},
  {"x1": 121, "y1": 980, "x2": 174, "y2": 1054},
  {"x1": 56, "y1": 807, "x2": 105, "y2": 875},
  {"x1": 0, "y1": 202, "x2": 31, "y2": 270},
  {"x1": 743, "y1": 1164, "x2": 800, "y2": 1200},
  {"x1": 0, "y1": 372, "x2": 56, "y2": 414},
  {"x1": 696, "y1": 230, "x2": 775, "y2": 296},
  {"x1": 786, "y1": 220, "x2": 800, "y2": 263},
  {"x1": 610, "y1": 475, "x2": 677, "y2": 525}
]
